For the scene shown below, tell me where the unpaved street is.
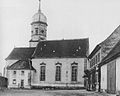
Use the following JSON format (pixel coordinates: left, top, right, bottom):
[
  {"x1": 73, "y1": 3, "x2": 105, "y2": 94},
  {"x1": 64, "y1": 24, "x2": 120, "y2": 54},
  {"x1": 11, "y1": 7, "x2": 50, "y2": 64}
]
[{"x1": 0, "y1": 89, "x2": 108, "y2": 96}]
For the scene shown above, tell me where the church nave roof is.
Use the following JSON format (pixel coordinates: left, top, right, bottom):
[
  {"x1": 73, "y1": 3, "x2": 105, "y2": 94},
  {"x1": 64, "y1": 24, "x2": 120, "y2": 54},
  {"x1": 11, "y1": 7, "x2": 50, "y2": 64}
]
[{"x1": 32, "y1": 38, "x2": 89, "y2": 58}]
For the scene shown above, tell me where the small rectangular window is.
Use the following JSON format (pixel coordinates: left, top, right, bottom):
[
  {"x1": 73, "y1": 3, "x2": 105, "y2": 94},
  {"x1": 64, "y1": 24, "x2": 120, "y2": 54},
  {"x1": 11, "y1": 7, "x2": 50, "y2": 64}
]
[
  {"x1": 13, "y1": 79, "x2": 16, "y2": 84},
  {"x1": 21, "y1": 71, "x2": 24, "y2": 75},
  {"x1": 93, "y1": 58, "x2": 95, "y2": 65},
  {"x1": 13, "y1": 71, "x2": 16, "y2": 75},
  {"x1": 35, "y1": 28, "x2": 38, "y2": 34},
  {"x1": 95, "y1": 55, "x2": 97, "y2": 64},
  {"x1": 98, "y1": 53, "x2": 100, "y2": 62}
]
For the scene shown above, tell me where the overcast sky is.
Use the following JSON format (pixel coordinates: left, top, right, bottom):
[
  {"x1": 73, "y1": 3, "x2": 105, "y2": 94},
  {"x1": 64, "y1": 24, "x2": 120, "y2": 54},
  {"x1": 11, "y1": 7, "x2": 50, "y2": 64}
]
[{"x1": 0, "y1": 0, "x2": 120, "y2": 74}]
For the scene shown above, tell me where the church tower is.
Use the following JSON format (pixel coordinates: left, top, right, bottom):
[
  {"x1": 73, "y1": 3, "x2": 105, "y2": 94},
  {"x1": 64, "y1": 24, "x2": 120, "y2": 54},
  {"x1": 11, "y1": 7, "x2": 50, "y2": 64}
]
[{"x1": 29, "y1": 0, "x2": 47, "y2": 47}]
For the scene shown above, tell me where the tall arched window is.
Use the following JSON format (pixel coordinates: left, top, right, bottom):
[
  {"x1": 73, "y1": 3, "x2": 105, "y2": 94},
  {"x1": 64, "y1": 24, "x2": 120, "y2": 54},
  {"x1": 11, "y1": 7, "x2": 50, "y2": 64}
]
[
  {"x1": 55, "y1": 62, "x2": 62, "y2": 81},
  {"x1": 40, "y1": 62, "x2": 46, "y2": 81},
  {"x1": 71, "y1": 62, "x2": 78, "y2": 82}
]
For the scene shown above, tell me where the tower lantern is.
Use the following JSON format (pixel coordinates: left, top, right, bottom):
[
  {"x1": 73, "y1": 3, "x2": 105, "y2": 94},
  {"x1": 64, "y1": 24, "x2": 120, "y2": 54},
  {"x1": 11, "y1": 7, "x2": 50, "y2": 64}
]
[{"x1": 29, "y1": 0, "x2": 48, "y2": 47}]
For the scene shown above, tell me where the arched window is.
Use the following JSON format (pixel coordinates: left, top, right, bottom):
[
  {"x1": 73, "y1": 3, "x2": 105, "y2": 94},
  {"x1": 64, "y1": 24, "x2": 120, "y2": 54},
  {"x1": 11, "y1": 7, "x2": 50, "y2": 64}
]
[
  {"x1": 35, "y1": 28, "x2": 38, "y2": 34},
  {"x1": 71, "y1": 62, "x2": 78, "y2": 82},
  {"x1": 55, "y1": 62, "x2": 62, "y2": 81},
  {"x1": 40, "y1": 62, "x2": 46, "y2": 81}
]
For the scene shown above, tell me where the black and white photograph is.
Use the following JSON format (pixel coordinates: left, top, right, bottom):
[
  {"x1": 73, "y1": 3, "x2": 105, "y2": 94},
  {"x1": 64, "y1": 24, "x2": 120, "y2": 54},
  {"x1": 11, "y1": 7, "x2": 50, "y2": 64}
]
[{"x1": 0, "y1": 0, "x2": 120, "y2": 96}]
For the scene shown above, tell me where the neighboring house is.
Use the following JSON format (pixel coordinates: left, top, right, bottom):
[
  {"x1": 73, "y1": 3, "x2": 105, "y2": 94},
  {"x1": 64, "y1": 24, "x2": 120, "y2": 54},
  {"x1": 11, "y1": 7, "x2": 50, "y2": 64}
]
[
  {"x1": 86, "y1": 25, "x2": 120, "y2": 91},
  {"x1": 4, "y1": 0, "x2": 89, "y2": 89},
  {"x1": 100, "y1": 40, "x2": 120, "y2": 94},
  {"x1": 4, "y1": 47, "x2": 35, "y2": 77},
  {"x1": 5, "y1": 48, "x2": 35, "y2": 89},
  {"x1": 7, "y1": 60, "x2": 35, "y2": 89}
]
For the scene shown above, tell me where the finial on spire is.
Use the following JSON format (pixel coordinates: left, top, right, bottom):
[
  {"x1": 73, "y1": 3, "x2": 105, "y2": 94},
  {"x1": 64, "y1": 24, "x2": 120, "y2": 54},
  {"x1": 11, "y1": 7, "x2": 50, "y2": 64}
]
[{"x1": 38, "y1": 0, "x2": 41, "y2": 12}]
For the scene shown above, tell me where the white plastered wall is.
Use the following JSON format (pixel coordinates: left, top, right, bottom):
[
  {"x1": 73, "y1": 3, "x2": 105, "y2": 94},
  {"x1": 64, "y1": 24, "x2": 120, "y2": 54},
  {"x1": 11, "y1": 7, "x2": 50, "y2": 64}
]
[
  {"x1": 4, "y1": 60, "x2": 18, "y2": 77},
  {"x1": 101, "y1": 64, "x2": 107, "y2": 91},
  {"x1": 29, "y1": 41, "x2": 38, "y2": 47},
  {"x1": 8, "y1": 70, "x2": 33, "y2": 89},
  {"x1": 116, "y1": 57, "x2": 120, "y2": 91},
  {"x1": 31, "y1": 58, "x2": 85, "y2": 87}
]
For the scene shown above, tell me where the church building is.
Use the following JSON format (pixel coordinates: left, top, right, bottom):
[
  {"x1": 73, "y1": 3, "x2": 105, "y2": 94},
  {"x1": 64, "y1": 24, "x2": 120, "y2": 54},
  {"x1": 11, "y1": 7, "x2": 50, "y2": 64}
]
[{"x1": 4, "y1": 0, "x2": 89, "y2": 89}]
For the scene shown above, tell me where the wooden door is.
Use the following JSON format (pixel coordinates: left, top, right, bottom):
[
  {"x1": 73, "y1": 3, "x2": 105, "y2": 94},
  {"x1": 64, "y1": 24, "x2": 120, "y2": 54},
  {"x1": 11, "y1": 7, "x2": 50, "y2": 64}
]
[
  {"x1": 21, "y1": 80, "x2": 24, "y2": 88},
  {"x1": 107, "y1": 60, "x2": 116, "y2": 94}
]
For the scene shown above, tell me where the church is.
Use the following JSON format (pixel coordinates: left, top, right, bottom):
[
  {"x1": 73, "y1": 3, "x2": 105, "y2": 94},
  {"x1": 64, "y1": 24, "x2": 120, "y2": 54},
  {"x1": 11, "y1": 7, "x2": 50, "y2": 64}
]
[{"x1": 4, "y1": 0, "x2": 89, "y2": 89}]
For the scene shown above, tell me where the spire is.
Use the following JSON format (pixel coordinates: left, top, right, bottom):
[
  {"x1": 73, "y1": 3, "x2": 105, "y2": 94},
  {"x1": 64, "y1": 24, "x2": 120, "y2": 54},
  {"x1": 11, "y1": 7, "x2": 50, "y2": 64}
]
[{"x1": 38, "y1": 0, "x2": 41, "y2": 12}]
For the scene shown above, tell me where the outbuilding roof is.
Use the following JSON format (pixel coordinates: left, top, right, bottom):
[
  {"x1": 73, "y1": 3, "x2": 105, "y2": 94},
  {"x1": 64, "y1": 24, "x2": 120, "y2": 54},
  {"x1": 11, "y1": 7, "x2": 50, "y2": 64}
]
[
  {"x1": 100, "y1": 39, "x2": 120, "y2": 66},
  {"x1": 32, "y1": 38, "x2": 89, "y2": 58},
  {"x1": 7, "y1": 60, "x2": 36, "y2": 70},
  {"x1": 89, "y1": 25, "x2": 120, "y2": 59},
  {"x1": 6, "y1": 47, "x2": 35, "y2": 60}
]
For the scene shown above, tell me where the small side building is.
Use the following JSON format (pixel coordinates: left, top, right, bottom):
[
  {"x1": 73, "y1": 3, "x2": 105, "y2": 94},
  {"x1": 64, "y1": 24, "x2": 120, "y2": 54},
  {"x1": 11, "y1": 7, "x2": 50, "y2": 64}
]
[
  {"x1": 5, "y1": 47, "x2": 36, "y2": 89},
  {"x1": 7, "y1": 60, "x2": 35, "y2": 89},
  {"x1": 86, "y1": 25, "x2": 120, "y2": 91},
  {"x1": 100, "y1": 40, "x2": 120, "y2": 94}
]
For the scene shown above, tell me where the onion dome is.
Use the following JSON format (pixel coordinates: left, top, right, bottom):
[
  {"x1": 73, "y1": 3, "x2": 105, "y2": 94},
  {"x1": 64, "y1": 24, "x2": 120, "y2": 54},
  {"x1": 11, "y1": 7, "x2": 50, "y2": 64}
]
[
  {"x1": 32, "y1": 0, "x2": 47, "y2": 24},
  {"x1": 32, "y1": 11, "x2": 47, "y2": 23}
]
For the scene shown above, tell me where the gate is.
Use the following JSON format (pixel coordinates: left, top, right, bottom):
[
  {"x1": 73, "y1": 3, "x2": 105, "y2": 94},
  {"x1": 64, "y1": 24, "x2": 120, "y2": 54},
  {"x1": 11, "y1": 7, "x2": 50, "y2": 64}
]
[{"x1": 107, "y1": 60, "x2": 116, "y2": 94}]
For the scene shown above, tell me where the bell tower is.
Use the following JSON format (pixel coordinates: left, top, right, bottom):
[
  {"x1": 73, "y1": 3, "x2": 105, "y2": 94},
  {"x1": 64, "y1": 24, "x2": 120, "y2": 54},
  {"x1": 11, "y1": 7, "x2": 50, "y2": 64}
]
[{"x1": 29, "y1": 0, "x2": 48, "y2": 47}]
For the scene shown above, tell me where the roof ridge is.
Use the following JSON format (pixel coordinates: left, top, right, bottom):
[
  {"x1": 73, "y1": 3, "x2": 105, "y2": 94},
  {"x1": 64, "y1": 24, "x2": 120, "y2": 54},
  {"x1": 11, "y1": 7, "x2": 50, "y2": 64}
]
[{"x1": 37, "y1": 38, "x2": 89, "y2": 42}]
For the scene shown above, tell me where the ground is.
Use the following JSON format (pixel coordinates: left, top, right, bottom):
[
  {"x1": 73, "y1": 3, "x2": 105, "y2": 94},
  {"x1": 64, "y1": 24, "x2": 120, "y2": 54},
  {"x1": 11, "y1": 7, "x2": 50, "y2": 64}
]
[{"x1": 0, "y1": 89, "x2": 111, "y2": 96}]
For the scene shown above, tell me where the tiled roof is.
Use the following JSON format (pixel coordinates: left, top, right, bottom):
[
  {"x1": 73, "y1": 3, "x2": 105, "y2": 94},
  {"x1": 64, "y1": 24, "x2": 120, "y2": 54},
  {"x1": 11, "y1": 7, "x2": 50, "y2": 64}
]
[
  {"x1": 99, "y1": 25, "x2": 120, "y2": 58},
  {"x1": 101, "y1": 40, "x2": 120, "y2": 65},
  {"x1": 7, "y1": 60, "x2": 36, "y2": 70},
  {"x1": 6, "y1": 47, "x2": 35, "y2": 60},
  {"x1": 32, "y1": 38, "x2": 89, "y2": 58},
  {"x1": 89, "y1": 25, "x2": 120, "y2": 59},
  {"x1": 88, "y1": 45, "x2": 101, "y2": 59}
]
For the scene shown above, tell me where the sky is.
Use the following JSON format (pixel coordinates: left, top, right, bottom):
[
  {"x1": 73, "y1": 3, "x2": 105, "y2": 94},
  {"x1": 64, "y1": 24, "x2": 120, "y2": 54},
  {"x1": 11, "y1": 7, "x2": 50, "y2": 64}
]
[{"x1": 0, "y1": 0, "x2": 120, "y2": 74}]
